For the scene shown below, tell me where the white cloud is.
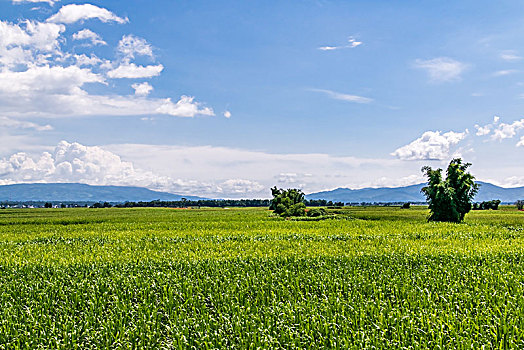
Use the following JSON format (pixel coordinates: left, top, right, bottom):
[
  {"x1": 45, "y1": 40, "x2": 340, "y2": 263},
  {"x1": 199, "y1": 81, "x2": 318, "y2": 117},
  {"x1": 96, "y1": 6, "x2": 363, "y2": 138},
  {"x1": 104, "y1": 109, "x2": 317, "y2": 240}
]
[
  {"x1": 155, "y1": 96, "x2": 214, "y2": 117},
  {"x1": 318, "y1": 36, "x2": 362, "y2": 51},
  {"x1": 105, "y1": 143, "x2": 412, "y2": 197},
  {"x1": 223, "y1": 110, "x2": 231, "y2": 118},
  {"x1": 107, "y1": 63, "x2": 164, "y2": 79},
  {"x1": 517, "y1": 136, "x2": 524, "y2": 147},
  {"x1": 12, "y1": 0, "x2": 58, "y2": 5},
  {"x1": 491, "y1": 119, "x2": 524, "y2": 141},
  {"x1": 218, "y1": 179, "x2": 264, "y2": 195},
  {"x1": 132, "y1": 82, "x2": 153, "y2": 96},
  {"x1": 475, "y1": 124, "x2": 491, "y2": 136},
  {"x1": 414, "y1": 57, "x2": 467, "y2": 82},
  {"x1": 72, "y1": 29, "x2": 106, "y2": 46},
  {"x1": 391, "y1": 130, "x2": 468, "y2": 160},
  {"x1": 0, "y1": 116, "x2": 52, "y2": 131},
  {"x1": 47, "y1": 4, "x2": 128, "y2": 24},
  {"x1": 74, "y1": 54, "x2": 102, "y2": 67},
  {"x1": 0, "y1": 65, "x2": 104, "y2": 95},
  {"x1": 500, "y1": 51, "x2": 522, "y2": 62},
  {"x1": 0, "y1": 141, "x2": 265, "y2": 198},
  {"x1": 118, "y1": 35, "x2": 153, "y2": 59},
  {"x1": 493, "y1": 69, "x2": 518, "y2": 77},
  {"x1": 310, "y1": 88, "x2": 372, "y2": 103},
  {"x1": 8, "y1": 21, "x2": 64, "y2": 51},
  {"x1": 0, "y1": 11, "x2": 215, "y2": 119},
  {"x1": 368, "y1": 174, "x2": 424, "y2": 188},
  {"x1": 474, "y1": 115, "x2": 500, "y2": 136}
]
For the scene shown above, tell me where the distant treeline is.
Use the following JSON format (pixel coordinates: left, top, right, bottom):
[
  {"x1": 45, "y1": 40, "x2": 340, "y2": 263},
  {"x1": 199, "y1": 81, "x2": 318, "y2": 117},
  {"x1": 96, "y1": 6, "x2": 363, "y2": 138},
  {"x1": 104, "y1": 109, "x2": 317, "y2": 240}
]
[{"x1": 472, "y1": 200, "x2": 501, "y2": 210}]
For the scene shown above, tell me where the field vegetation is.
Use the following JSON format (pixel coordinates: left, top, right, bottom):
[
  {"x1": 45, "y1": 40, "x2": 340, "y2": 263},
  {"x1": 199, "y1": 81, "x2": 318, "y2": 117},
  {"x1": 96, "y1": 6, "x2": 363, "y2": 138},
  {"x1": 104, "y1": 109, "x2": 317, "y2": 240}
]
[{"x1": 0, "y1": 206, "x2": 523, "y2": 348}]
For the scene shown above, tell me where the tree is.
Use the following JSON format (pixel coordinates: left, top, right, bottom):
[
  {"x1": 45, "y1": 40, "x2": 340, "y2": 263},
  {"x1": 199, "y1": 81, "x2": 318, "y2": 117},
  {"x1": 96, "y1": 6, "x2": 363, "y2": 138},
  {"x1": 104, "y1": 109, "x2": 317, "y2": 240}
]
[
  {"x1": 269, "y1": 187, "x2": 306, "y2": 217},
  {"x1": 421, "y1": 158, "x2": 479, "y2": 223},
  {"x1": 516, "y1": 200, "x2": 524, "y2": 210}
]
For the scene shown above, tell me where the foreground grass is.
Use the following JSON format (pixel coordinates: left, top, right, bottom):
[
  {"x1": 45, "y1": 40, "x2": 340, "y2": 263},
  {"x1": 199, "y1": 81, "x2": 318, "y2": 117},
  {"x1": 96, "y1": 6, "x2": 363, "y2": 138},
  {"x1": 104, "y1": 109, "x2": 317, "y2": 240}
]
[{"x1": 0, "y1": 207, "x2": 523, "y2": 348}]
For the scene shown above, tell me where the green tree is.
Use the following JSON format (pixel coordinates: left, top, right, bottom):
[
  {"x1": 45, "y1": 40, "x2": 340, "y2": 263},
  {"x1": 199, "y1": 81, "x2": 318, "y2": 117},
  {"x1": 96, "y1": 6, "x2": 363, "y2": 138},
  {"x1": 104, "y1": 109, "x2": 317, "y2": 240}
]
[
  {"x1": 421, "y1": 158, "x2": 479, "y2": 223},
  {"x1": 269, "y1": 187, "x2": 306, "y2": 217}
]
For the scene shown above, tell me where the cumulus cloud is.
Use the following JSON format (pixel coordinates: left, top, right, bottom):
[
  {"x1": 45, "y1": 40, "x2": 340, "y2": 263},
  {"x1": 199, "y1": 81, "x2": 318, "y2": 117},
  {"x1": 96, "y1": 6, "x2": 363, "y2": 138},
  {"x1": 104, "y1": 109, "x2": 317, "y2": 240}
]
[
  {"x1": 0, "y1": 20, "x2": 64, "y2": 67},
  {"x1": 474, "y1": 115, "x2": 500, "y2": 136},
  {"x1": 47, "y1": 4, "x2": 128, "y2": 24},
  {"x1": 0, "y1": 141, "x2": 149, "y2": 186},
  {"x1": 517, "y1": 136, "x2": 524, "y2": 147},
  {"x1": 391, "y1": 130, "x2": 468, "y2": 160},
  {"x1": 132, "y1": 82, "x2": 153, "y2": 96},
  {"x1": 414, "y1": 57, "x2": 467, "y2": 82},
  {"x1": 0, "y1": 5, "x2": 216, "y2": 118},
  {"x1": 155, "y1": 96, "x2": 214, "y2": 117},
  {"x1": 72, "y1": 29, "x2": 106, "y2": 46},
  {"x1": 223, "y1": 110, "x2": 231, "y2": 118},
  {"x1": 318, "y1": 36, "x2": 362, "y2": 51},
  {"x1": 107, "y1": 63, "x2": 164, "y2": 79},
  {"x1": 74, "y1": 54, "x2": 102, "y2": 67},
  {"x1": 310, "y1": 88, "x2": 372, "y2": 104},
  {"x1": 491, "y1": 118, "x2": 524, "y2": 141},
  {"x1": 118, "y1": 35, "x2": 153, "y2": 59}
]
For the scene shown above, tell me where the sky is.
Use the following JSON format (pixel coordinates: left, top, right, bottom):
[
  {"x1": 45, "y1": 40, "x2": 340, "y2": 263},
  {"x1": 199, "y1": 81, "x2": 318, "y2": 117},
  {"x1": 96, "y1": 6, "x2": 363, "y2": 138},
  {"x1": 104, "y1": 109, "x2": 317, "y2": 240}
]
[{"x1": 0, "y1": 0, "x2": 523, "y2": 198}]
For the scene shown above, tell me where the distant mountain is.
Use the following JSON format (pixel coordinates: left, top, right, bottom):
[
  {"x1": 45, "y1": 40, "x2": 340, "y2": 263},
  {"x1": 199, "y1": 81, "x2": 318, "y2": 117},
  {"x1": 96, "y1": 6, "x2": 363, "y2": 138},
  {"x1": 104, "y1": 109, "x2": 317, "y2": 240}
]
[
  {"x1": 306, "y1": 181, "x2": 524, "y2": 203},
  {"x1": 0, "y1": 183, "x2": 203, "y2": 202}
]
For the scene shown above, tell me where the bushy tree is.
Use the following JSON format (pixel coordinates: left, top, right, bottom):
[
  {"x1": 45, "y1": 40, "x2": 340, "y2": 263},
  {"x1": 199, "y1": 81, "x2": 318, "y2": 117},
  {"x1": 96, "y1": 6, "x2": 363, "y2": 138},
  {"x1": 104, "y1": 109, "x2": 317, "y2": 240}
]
[
  {"x1": 421, "y1": 158, "x2": 479, "y2": 223},
  {"x1": 269, "y1": 187, "x2": 306, "y2": 217},
  {"x1": 516, "y1": 200, "x2": 524, "y2": 210}
]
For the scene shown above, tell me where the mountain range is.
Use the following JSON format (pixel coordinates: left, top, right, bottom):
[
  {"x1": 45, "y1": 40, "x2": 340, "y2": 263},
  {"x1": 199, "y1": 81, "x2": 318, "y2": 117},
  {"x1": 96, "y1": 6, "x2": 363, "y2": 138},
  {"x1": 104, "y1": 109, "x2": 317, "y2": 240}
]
[
  {"x1": 0, "y1": 181, "x2": 522, "y2": 203},
  {"x1": 0, "y1": 183, "x2": 203, "y2": 202},
  {"x1": 306, "y1": 181, "x2": 524, "y2": 203}
]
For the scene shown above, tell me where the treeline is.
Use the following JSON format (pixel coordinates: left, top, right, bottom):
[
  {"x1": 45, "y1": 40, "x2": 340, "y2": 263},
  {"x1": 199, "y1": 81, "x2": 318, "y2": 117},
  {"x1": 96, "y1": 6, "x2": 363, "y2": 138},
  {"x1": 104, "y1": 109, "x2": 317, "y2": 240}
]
[
  {"x1": 113, "y1": 199, "x2": 272, "y2": 208},
  {"x1": 472, "y1": 200, "x2": 501, "y2": 210}
]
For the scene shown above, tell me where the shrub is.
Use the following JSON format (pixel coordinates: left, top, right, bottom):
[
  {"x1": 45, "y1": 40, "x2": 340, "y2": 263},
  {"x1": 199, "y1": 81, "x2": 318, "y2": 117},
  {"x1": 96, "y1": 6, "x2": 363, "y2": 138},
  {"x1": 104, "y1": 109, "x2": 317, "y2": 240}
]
[{"x1": 269, "y1": 187, "x2": 306, "y2": 217}]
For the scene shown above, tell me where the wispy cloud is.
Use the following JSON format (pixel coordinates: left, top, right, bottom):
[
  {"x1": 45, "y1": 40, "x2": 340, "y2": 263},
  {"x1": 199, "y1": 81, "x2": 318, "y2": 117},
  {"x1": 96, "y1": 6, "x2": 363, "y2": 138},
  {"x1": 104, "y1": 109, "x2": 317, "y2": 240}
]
[
  {"x1": 310, "y1": 88, "x2": 372, "y2": 104},
  {"x1": 493, "y1": 69, "x2": 518, "y2": 77},
  {"x1": 0, "y1": 116, "x2": 52, "y2": 131},
  {"x1": 12, "y1": 0, "x2": 58, "y2": 5},
  {"x1": 500, "y1": 50, "x2": 522, "y2": 62},
  {"x1": 318, "y1": 36, "x2": 362, "y2": 51},
  {"x1": 413, "y1": 57, "x2": 467, "y2": 83}
]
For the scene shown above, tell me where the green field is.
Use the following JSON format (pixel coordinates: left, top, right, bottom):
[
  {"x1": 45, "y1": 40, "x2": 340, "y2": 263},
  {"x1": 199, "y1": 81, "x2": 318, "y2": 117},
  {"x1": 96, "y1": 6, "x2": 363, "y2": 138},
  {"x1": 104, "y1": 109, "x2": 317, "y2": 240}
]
[{"x1": 0, "y1": 207, "x2": 523, "y2": 348}]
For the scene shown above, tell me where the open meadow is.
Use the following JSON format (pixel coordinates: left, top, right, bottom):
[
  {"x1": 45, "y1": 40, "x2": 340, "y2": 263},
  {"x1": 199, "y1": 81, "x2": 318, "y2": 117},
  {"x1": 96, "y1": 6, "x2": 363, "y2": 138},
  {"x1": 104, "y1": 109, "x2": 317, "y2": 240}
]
[{"x1": 0, "y1": 206, "x2": 524, "y2": 348}]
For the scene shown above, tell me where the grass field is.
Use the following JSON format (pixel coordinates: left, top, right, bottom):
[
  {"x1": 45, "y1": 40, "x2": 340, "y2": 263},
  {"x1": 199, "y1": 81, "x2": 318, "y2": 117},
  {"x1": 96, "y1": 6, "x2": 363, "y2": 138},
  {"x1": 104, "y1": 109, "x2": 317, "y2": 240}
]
[{"x1": 0, "y1": 206, "x2": 523, "y2": 348}]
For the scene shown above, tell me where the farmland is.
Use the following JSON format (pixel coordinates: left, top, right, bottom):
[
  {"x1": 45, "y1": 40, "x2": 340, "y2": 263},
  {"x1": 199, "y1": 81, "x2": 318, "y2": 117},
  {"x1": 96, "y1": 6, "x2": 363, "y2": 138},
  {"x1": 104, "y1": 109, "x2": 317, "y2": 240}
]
[{"x1": 0, "y1": 207, "x2": 523, "y2": 348}]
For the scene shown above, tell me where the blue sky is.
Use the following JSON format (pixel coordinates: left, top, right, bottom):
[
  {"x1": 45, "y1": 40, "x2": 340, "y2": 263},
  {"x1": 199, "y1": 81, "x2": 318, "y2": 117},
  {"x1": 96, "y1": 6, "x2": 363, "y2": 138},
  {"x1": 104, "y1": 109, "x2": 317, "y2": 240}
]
[{"x1": 0, "y1": 0, "x2": 523, "y2": 198}]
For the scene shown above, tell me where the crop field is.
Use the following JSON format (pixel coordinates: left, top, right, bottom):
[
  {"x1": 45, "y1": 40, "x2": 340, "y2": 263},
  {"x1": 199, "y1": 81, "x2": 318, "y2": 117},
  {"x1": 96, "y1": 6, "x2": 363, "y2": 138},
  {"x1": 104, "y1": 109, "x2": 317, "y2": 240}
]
[{"x1": 0, "y1": 206, "x2": 523, "y2": 348}]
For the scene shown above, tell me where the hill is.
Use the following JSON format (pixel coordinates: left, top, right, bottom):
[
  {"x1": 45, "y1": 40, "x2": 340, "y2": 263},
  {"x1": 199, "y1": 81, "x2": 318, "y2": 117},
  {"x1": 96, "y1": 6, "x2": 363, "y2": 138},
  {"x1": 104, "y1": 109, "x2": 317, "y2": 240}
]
[
  {"x1": 0, "y1": 183, "x2": 203, "y2": 202},
  {"x1": 306, "y1": 181, "x2": 524, "y2": 203}
]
